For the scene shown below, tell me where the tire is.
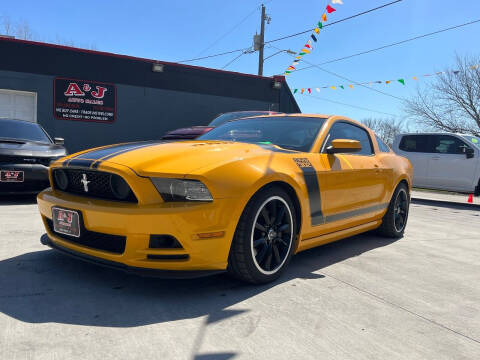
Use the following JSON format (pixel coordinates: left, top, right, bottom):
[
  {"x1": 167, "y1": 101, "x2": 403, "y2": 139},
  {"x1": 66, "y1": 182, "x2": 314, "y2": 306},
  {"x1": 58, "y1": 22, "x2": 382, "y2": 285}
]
[
  {"x1": 376, "y1": 183, "x2": 410, "y2": 238},
  {"x1": 227, "y1": 186, "x2": 297, "y2": 284}
]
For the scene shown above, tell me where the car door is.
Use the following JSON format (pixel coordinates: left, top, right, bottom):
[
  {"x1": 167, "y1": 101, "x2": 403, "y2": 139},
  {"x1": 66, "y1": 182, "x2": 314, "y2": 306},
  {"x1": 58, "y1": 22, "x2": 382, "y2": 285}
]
[
  {"x1": 427, "y1": 134, "x2": 478, "y2": 192},
  {"x1": 396, "y1": 135, "x2": 433, "y2": 187},
  {"x1": 317, "y1": 121, "x2": 386, "y2": 234}
]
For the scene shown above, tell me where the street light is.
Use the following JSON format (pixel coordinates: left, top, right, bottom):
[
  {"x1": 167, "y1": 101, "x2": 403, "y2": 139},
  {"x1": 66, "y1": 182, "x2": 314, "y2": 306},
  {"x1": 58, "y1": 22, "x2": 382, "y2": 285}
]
[{"x1": 263, "y1": 49, "x2": 296, "y2": 61}]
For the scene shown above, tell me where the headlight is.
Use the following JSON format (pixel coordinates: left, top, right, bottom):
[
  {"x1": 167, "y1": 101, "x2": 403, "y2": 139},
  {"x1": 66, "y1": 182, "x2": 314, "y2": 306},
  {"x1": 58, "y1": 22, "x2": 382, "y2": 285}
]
[{"x1": 151, "y1": 178, "x2": 213, "y2": 202}]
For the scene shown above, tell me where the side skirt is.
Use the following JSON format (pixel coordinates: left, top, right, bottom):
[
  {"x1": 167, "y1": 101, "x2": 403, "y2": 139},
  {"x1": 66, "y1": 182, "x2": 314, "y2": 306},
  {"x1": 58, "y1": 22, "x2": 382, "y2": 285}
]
[{"x1": 295, "y1": 220, "x2": 382, "y2": 253}]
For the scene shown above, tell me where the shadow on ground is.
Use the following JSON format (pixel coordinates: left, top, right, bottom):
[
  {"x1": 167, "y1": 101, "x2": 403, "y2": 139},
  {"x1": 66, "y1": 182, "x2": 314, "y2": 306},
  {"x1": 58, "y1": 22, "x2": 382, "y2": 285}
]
[
  {"x1": 0, "y1": 233, "x2": 398, "y2": 328},
  {"x1": 0, "y1": 194, "x2": 38, "y2": 205}
]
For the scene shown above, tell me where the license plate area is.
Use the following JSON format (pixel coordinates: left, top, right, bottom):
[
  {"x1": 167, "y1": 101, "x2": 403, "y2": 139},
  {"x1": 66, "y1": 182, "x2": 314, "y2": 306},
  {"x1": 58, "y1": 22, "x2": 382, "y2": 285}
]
[
  {"x1": 52, "y1": 207, "x2": 81, "y2": 238},
  {"x1": 0, "y1": 170, "x2": 24, "y2": 182}
]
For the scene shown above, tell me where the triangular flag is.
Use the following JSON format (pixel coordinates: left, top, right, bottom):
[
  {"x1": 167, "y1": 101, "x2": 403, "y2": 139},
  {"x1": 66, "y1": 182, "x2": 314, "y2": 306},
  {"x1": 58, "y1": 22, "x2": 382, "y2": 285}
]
[
  {"x1": 349, "y1": 84, "x2": 354, "y2": 89},
  {"x1": 330, "y1": 86, "x2": 337, "y2": 90},
  {"x1": 288, "y1": 66, "x2": 295, "y2": 70},
  {"x1": 295, "y1": 56, "x2": 302, "y2": 59},
  {"x1": 340, "y1": 85, "x2": 344, "y2": 89},
  {"x1": 301, "y1": 49, "x2": 310, "y2": 53},
  {"x1": 308, "y1": 88, "x2": 311, "y2": 94},
  {"x1": 318, "y1": 22, "x2": 323, "y2": 29},
  {"x1": 386, "y1": 80, "x2": 391, "y2": 84},
  {"x1": 326, "y1": 4, "x2": 336, "y2": 13},
  {"x1": 299, "y1": 52, "x2": 306, "y2": 55},
  {"x1": 311, "y1": 34, "x2": 317, "y2": 42},
  {"x1": 453, "y1": 71, "x2": 460, "y2": 75},
  {"x1": 307, "y1": 39, "x2": 312, "y2": 45},
  {"x1": 413, "y1": 76, "x2": 418, "y2": 80},
  {"x1": 301, "y1": 88, "x2": 305, "y2": 94},
  {"x1": 284, "y1": 71, "x2": 291, "y2": 74},
  {"x1": 375, "y1": 81, "x2": 382, "y2": 84},
  {"x1": 294, "y1": 89, "x2": 298, "y2": 94},
  {"x1": 398, "y1": 79, "x2": 405, "y2": 85},
  {"x1": 316, "y1": 88, "x2": 320, "y2": 92},
  {"x1": 322, "y1": 13, "x2": 327, "y2": 22},
  {"x1": 332, "y1": 0, "x2": 343, "y2": 4},
  {"x1": 314, "y1": 27, "x2": 320, "y2": 34}
]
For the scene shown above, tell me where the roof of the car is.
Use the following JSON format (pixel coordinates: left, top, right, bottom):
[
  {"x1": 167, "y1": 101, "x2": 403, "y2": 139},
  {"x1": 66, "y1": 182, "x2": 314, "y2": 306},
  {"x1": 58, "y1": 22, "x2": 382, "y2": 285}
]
[{"x1": 398, "y1": 132, "x2": 473, "y2": 137}]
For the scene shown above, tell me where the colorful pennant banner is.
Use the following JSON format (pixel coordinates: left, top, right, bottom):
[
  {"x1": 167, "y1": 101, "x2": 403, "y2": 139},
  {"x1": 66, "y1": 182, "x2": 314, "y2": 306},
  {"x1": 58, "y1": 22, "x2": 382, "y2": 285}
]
[
  {"x1": 284, "y1": 1, "x2": 343, "y2": 76},
  {"x1": 291, "y1": 65, "x2": 480, "y2": 94}
]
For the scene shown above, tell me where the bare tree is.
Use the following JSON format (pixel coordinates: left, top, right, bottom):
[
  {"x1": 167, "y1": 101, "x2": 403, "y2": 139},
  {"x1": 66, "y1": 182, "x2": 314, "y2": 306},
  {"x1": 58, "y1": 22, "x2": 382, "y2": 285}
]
[
  {"x1": 361, "y1": 118, "x2": 409, "y2": 147},
  {"x1": 405, "y1": 55, "x2": 480, "y2": 136},
  {"x1": 0, "y1": 15, "x2": 14, "y2": 36},
  {"x1": 15, "y1": 19, "x2": 34, "y2": 40}
]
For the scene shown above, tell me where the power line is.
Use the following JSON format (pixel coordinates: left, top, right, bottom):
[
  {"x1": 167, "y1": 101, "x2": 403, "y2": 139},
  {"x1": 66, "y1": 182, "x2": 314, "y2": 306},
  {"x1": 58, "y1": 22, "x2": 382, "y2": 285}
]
[
  {"x1": 306, "y1": 94, "x2": 398, "y2": 117},
  {"x1": 296, "y1": 18, "x2": 480, "y2": 71},
  {"x1": 270, "y1": 44, "x2": 404, "y2": 101},
  {"x1": 196, "y1": 5, "x2": 259, "y2": 56},
  {"x1": 222, "y1": 51, "x2": 248, "y2": 69},
  {"x1": 264, "y1": 0, "x2": 403, "y2": 45},
  {"x1": 176, "y1": 0, "x2": 402, "y2": 64}
]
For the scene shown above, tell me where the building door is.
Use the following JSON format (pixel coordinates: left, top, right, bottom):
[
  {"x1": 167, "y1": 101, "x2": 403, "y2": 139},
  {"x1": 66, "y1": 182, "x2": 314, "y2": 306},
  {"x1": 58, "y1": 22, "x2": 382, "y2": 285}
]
[{"x1": 0, "y1": 89, "x2": 37, "y2": 122}]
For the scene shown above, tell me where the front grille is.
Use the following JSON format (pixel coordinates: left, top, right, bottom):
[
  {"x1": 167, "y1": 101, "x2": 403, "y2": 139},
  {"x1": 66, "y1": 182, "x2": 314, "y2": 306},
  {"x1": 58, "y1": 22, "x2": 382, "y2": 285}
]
[
  {"x1": 52, "y1": 168, "x2": 137, "y2": 203},
  {"x1": 0, "y1": 155, "x2": 51, "y2": 166},
  {"x1": 45, "y1": 217, "x2": 126, "y2": 254}
]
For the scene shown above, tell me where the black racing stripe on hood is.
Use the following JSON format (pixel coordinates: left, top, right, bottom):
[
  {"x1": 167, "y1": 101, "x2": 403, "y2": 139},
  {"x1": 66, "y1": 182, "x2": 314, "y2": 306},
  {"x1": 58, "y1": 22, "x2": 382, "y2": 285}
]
[
  {"x1": 63, "y1": 141, "x2": 162, "y2": 167},
  {"x1": 91, "y1": 141, "x2": 167, "y2": 168}
]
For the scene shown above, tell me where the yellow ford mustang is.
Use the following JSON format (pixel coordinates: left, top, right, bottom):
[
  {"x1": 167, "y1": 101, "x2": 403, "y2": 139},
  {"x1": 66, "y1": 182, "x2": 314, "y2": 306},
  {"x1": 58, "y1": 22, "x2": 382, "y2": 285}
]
[{"x1": 38, "y1": 114, "x2": 412, "y2": 283}]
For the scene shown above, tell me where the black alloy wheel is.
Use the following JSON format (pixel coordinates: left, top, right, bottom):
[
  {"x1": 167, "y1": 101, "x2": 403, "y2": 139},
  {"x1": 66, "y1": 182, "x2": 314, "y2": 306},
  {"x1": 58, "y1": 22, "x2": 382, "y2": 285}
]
[
  {"x1": 228, "y1": 186, "x2": 297, "y2": 284},
  {"x1": 251, "y1": 196, "x2": 293, "y2": 275}
]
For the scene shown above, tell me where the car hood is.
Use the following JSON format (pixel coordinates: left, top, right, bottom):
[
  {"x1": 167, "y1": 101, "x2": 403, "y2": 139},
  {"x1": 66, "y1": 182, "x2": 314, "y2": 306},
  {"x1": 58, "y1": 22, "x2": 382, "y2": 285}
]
[
  {"x1": 67, "y1": 140, "x2": 283, "y2": 176},
  {"x1": 0, "y1": 139, "x2": 66, "y2": 157}
]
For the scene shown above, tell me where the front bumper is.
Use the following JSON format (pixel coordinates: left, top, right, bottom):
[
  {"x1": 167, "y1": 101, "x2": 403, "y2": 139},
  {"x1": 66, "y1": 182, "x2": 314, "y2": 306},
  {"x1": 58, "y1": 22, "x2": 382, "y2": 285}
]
[
  {"x1": 40, "y1": 234, "x2": 224, "y2": 278},
  {"x1": 37, "y1": 188, "x2": 241, "y2": 273},
  {"x1": 0, "y1": 164, "x2": 49, "y2": 194}
]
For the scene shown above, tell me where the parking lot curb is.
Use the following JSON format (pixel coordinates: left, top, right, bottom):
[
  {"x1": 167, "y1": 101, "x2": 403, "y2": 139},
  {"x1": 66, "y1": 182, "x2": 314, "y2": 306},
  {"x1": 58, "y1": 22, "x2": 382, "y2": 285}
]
[{"x1": 411, "y1": 197, "x2": 480, "y2": 210}]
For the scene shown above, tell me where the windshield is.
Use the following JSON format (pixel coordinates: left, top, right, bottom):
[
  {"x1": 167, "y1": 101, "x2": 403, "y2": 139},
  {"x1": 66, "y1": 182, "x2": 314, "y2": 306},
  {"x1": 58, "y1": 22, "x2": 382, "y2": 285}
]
[
  {"x1": 199, "y1": 116, "x2": 325, "y2": 152},
  {"x1": 462, "y1": 135, "x2": 480, "y2": 148},
  {"x1": 209, "y1": 111, "x2": 274, "y2": 127},
  {"x1": 0, "y1": 119, "x2": 51, "y2": 143}
]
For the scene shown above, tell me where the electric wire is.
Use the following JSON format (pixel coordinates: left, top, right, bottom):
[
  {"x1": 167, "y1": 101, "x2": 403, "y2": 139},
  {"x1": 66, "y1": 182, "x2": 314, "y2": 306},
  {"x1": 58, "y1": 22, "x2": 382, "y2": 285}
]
[
  {"x1": 270, "y1": 44, "x2": 405, "y2": 101},
  {"x1": 221, "y1": 51, "x2": 247, "y2": 69},
  {"x1": 177, "y1": 0, "x2": 402, "y2": 63},
  {"x1": 264, "y1": 0, "x2": 403, "y2": 45},
  {"x1": 295, "y1": 18, "x2": 480, "y2": 71},
  {"x1": 306, "y1": 94, "x2": 398, "y2": 117}
]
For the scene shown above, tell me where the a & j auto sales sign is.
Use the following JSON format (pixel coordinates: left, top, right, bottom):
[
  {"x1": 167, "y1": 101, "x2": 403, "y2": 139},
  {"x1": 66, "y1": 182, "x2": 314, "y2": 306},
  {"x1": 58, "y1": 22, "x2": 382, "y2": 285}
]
[{"x1": 54, "y1": 78, "x2": 116, "y2": 122}]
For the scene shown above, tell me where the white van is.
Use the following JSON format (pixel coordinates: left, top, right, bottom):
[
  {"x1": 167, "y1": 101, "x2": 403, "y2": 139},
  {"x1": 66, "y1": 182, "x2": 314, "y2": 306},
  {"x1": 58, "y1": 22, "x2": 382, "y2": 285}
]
[{"x1": 393, "y1": 133, "x2": 480, "y2": 195}]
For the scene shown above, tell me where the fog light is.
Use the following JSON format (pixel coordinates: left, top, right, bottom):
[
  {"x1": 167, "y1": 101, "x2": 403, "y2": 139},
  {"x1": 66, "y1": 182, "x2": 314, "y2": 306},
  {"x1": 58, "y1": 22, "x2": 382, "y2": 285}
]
[
  {"x1": 110, "y1": 175, "x2": 131, "y2": 200},
  {"x1": 54, "y1": 169, "x2": 69, "y2": 190}
]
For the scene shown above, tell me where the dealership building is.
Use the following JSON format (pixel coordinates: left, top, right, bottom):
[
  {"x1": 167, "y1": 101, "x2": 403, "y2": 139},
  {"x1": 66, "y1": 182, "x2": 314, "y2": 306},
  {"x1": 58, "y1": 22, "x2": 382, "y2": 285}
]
[{"x1": 0, "y1": 38, "x2": 300, "y2": 153}]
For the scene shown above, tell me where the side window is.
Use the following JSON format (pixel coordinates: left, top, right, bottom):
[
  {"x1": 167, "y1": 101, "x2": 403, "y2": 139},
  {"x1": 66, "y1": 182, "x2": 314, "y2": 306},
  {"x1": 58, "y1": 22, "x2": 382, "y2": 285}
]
[
  {"x1": 324, "y1": 122, "x2": 373, "y2": 155},
  {"x1": 375, "y1": 135, "x2": 391, "y2": 153},
  {"x1": 399, "y1": 135, "x2": 433, "y2": 153},
  {"x1": 432, "y1": 135, "x2": 471, "y2": 154}
]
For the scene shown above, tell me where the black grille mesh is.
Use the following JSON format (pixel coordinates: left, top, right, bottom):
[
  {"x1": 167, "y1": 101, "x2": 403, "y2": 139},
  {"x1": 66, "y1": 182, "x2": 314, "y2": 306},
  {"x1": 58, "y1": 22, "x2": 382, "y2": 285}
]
[
  {"x1": 0, "y1": 155, "x2": 52, "y2": 166},
  {"x1": 46, "y1": 218, "x2": 126, "y2": 254},
  {"x1": 52, "y1": 168, "x2": 137, "y2": 203}
]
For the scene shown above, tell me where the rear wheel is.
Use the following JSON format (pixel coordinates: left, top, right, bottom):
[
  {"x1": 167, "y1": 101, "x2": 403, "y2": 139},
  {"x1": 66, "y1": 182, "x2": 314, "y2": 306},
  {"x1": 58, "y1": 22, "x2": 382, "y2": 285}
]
[
  {"x1": 228, "y1": 186, "x2": 297, "y2": 284},
  {"x1": 377, "y1": 183, "x2": 410, "y2": 238}
]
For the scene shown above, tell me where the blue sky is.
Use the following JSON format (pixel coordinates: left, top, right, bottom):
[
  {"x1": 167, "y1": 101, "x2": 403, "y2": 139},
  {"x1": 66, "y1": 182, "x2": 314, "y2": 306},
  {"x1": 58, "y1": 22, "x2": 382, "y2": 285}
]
[{"x1": 2, "y1": 0, "x2": 480, "y2": 125}]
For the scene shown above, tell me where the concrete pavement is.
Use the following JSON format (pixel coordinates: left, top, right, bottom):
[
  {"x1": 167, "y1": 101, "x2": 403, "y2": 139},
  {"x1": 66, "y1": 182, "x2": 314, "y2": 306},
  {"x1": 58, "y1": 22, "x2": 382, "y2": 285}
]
[{"x1": 0, "y1": 195, "x2": 479, "y2": 359}]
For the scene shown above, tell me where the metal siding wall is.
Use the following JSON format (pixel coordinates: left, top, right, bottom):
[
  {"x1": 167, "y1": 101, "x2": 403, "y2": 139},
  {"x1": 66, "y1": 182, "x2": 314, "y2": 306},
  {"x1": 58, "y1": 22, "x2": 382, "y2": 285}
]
[{"x1": 0, "y1": 70, "x2": 273, "y2": 153}]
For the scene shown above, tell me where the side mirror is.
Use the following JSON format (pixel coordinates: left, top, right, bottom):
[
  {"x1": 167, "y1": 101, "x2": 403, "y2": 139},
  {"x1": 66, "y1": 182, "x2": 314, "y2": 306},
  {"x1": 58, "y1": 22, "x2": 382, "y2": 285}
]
[
  {"x1": 326, "y1": 139, "x2": 362, "y2": 154},
  {"x1": 54, "y1": 137, "x2": 65, "y2": 146}
]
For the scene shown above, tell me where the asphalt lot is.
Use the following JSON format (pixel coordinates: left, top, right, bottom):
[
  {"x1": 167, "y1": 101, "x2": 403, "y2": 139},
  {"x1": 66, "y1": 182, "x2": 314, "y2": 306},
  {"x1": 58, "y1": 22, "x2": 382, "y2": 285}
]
[{"x1": 0, "y1": 195, "x2": 479, "y2": 360}]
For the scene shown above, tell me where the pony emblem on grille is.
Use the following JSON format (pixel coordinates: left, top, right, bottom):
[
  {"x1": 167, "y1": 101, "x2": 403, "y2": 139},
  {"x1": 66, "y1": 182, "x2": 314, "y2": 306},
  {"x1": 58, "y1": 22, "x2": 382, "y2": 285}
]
[{"x1": 80, "y1": 173, "x2": 90, "y2": 192}]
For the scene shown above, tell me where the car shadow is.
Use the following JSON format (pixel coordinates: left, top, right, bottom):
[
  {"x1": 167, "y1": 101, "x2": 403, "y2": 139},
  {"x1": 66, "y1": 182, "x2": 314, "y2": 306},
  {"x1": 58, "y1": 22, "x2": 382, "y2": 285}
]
[
  {"x1": 0, "y1": 194, "x2": 38, "y2": 205},
  {"x1": 0, "y1": 232, "x2": 398, "y2": 329}
]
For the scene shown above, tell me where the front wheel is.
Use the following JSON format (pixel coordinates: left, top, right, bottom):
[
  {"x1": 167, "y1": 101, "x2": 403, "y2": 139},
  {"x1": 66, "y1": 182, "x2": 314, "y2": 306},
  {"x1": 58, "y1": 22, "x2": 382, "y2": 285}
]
[
  {"x1": 377, "y1": 183, "x2": 410, "y2": 238},
  {"x1": 228, "y1": 186, "x2": 297, "y2": 284}
]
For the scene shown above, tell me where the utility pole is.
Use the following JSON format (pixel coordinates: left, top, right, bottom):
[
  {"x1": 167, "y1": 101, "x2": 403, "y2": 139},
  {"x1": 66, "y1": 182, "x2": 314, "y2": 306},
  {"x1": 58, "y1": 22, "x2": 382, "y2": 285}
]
[{"x1": 258, "y1": 4, "x2": 266, "y2": 76}]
